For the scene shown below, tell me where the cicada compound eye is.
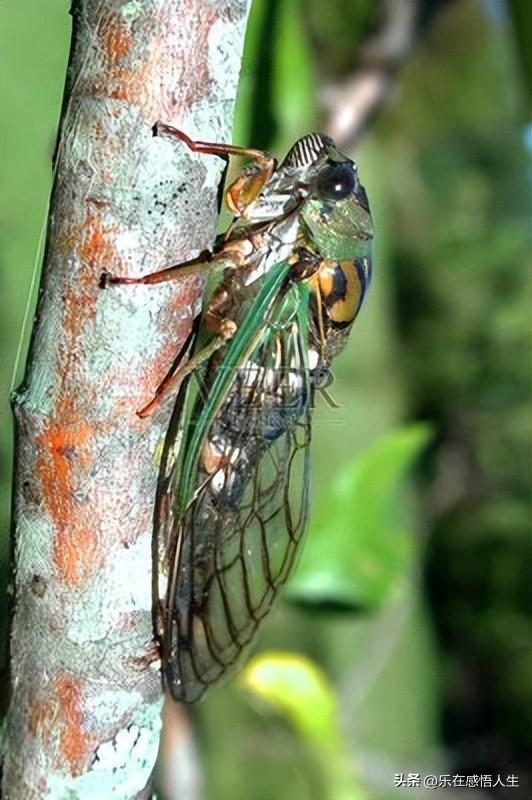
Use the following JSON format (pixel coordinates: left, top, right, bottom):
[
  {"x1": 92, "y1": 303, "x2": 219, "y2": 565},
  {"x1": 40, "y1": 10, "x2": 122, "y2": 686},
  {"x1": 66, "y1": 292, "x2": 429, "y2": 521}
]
[{"x1": 316, "y1": 161, "x2": 357, "y2": 201}]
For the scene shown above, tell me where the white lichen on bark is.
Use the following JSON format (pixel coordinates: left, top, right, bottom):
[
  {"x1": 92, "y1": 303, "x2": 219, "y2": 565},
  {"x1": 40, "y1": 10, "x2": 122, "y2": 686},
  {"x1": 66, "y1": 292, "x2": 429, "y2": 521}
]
[{"x1": 2, "y1": 1, "x2": 251, "y2": 798}]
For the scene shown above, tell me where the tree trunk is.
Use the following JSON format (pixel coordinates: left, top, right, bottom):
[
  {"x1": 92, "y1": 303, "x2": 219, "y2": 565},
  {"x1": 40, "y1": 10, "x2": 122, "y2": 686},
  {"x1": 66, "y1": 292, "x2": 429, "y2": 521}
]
[{"x1": 2, "y1": 1, "x2": 251, "y2": 797}]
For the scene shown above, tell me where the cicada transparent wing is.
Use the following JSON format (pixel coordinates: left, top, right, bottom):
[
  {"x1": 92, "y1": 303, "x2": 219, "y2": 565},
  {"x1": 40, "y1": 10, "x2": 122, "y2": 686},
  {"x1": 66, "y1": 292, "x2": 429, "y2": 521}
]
[{"x1": 159, "y1": 261, "x2": 312, "y2": 702}]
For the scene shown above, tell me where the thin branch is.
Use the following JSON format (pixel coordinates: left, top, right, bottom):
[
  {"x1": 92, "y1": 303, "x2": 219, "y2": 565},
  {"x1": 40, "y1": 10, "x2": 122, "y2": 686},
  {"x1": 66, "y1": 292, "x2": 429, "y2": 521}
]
[
  {"x1": 158, "y1": 699, "x2": 203, "y2": 800},
  {"x1": 322, "y1": 0, "x2": 420, "y2": 147},
  {"x1": 2, "y1": 1, "x2": 251, "y2": 798}
]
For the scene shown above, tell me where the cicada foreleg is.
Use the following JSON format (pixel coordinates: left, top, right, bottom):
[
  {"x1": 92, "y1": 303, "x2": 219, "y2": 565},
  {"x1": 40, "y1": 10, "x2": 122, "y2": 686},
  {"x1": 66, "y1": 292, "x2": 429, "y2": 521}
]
[{"x1": 154, "y1": 121, "x2": 277, "y2": 219}]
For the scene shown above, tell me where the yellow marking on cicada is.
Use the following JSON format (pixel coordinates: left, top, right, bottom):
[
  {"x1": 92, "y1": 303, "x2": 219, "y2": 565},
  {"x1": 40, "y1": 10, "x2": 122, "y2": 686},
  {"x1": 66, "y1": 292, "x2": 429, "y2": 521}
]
[{"x1": 318, "y1": 259, "x2": 363, "y2": 326}]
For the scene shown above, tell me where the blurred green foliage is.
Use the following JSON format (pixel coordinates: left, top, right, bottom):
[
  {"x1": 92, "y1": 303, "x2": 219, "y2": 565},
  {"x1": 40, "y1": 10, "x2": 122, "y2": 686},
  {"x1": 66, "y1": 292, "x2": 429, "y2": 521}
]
[
  {"x1": 289, "y1": 424, "x2": 432, "y2": 610},
  {"x1": 1, "y1": 1, "x2": 530, "y2": 799},
  {"x1": 507, "y1": 0, "x2": 532, "y2": 96},
  {"x1": 304, "y1": 0, "x2": 378, "y2": 77},
  {"x1": 379, "y1": 0, "x2": 532, "y2": 777}
]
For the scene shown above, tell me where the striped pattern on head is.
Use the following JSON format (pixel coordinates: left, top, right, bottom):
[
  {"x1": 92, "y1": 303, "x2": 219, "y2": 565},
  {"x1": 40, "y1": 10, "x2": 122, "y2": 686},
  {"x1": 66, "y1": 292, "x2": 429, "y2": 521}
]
[{"x1": 281, "y1": 133, "x2": 333, "y2": 168}]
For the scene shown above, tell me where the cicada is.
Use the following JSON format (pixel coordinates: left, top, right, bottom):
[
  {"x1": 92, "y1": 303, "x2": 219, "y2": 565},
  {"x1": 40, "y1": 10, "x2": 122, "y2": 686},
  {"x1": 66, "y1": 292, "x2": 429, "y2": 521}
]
[{"x1": 103, "y1": 124, "x2": 373, "y2": 701}]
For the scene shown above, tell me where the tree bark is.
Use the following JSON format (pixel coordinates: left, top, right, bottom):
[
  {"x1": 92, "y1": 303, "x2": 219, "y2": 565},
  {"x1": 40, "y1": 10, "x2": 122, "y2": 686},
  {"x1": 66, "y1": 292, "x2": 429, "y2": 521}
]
[{"x1": 2, "y1": 1, "x2": 251, "y2": 797}]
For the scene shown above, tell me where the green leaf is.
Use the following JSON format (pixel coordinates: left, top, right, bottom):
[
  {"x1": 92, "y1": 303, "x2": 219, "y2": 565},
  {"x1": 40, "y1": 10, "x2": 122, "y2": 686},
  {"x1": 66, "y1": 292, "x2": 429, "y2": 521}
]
[
  {"x1": 234, "y1": 0, "x2": 316, "y2": 151},
  {"x1": 288, "y1": 423, "x2": 432, "y2": 610},
  {"x1": 233, "y1": 0, "x2": 270, "y2": 146},
  {"x1": 240, "y1": 652, "x2": 368, "y2": 800},
  {"x1": 272, "y1": 0, "x2": 316, "y2": 143},
  {"x1": 240, "y1": 651, "x2": 339, "y2": 745}
]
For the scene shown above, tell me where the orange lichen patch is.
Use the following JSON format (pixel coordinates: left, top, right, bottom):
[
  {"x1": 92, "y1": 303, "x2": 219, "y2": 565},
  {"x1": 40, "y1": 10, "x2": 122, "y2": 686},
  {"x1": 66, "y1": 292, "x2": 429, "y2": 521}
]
[
  {"x1": 105, "y1": 81, "x2": 140, "y2": 103},
  {"x1": 57, "y1": 212, "x2": 120, "y2": 285},
  {"x1": 38, "y1": 212, "x2": 120, "y2": 586},
  {"x1": 100, "y1": 0, "x2": 218, "y2": 119},
  {"x1": 36, "y1": 422, "x2": 92, "y2": 523},
  {"x1": 180, "y1": 1, "x2": 217, "y2": 109},
  {"x1": 76, "y1": 0, "x2": 222, "y2": 120},
  {"x1": 92, "y1": 120, "x2": 107, "y2": 140},
  {"x1": 146, "y1": 336, "x2": 185, "y2": 389},
  {"x1": 28, "y1": 675, "x2": 95, "y2": 774},
  {"x1": 84, "y1": 40, "x2": 152, "y2": 107},
  {"x1": 54, "y1": 525, "x2": 102, "y2": 586},
  {"x1": 78, "y1": 214, "x2": 117, "y2": 269},
  {"x1": 36, "y1": 418, "x2": 103, "y2": 586},
  {"x1": 55, "y1": 213, "x2": 120, "y2": 333},
  {"x1": 55, "y1": 674, "x2": 95, "y2": 774},
  {"x1": 169, "y1": 276, "x2": 204, "y2": 315},
  {"x1": 102, "y1": 15, "x2": 133, "y2": 61}
]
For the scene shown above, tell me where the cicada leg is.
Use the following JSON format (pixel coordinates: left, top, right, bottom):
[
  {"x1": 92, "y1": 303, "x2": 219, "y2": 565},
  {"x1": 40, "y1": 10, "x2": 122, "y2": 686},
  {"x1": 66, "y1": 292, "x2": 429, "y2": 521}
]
[
  {"x1": 154, "y1": 121, "x2": 272, "y2": 165},
  {"x1": 137, "y1": 281, "x2": 239, "y2": 418},
  {"x1": 100, "y1": 225, "x2": 254, "y2": 287},
  {"x1": 137, "y1": 320, "x2": 236, "y2": 419},
  {"x1": 154, "y1": 121, "x2": 276, "y2": 218},
  {"x1": 101, "y1": 249, "x2": 224, "y2": 288},
  {"x1": 101, "y1": 245, "x2": 249, "y2": 417}
]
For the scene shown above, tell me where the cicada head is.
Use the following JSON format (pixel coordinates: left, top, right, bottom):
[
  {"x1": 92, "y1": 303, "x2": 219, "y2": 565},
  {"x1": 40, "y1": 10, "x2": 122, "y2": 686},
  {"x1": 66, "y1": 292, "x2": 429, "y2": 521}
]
[{"x1": 300, "y1": 140, "x2": 374, "y2": 261}]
